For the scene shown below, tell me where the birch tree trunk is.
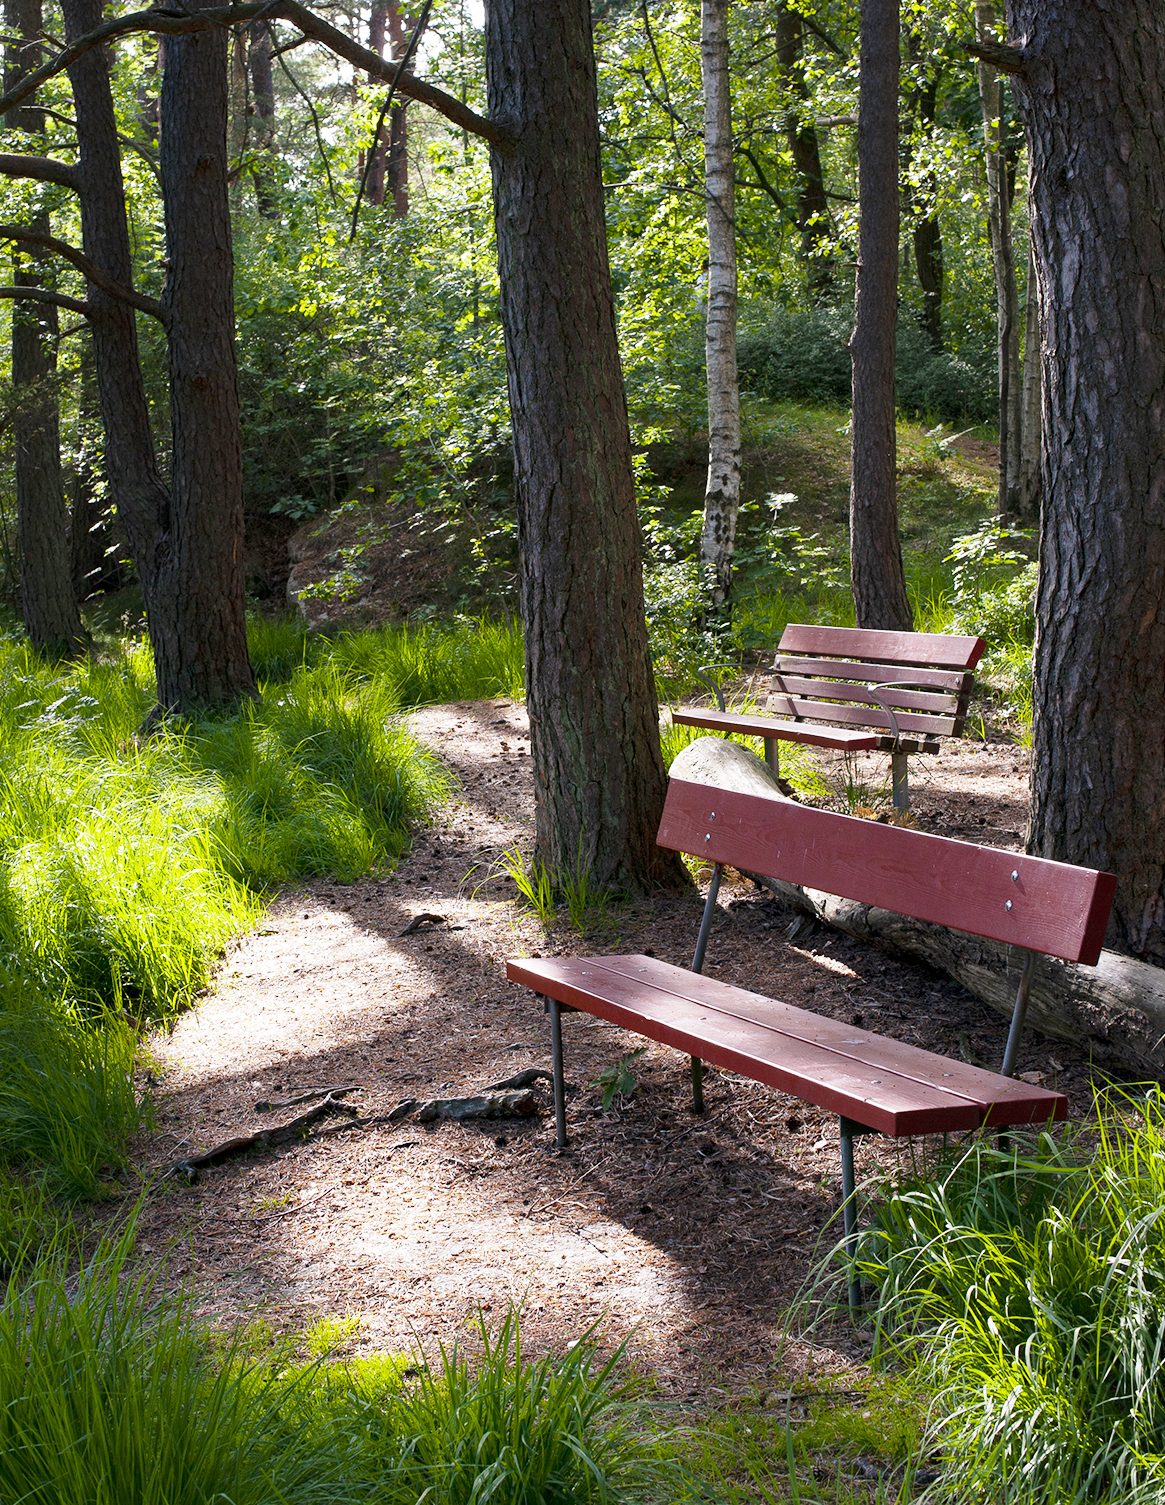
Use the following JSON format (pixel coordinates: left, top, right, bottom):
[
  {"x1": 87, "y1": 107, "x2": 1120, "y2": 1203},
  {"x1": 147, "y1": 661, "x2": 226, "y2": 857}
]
[
  {"x1": 849, "y1": 0, "x2": 912, "y2": 632},
  {"x1": 1009, "y1": 0, "x2": 1165, "y2": 961},
  {"x1": 975, "y1": 0, "x2": 1022, "y2": 519},
  {"x1": 485, "y1": 0, "x2": 683, "y2": 893},
  {"x1": 698, "y1": 0, "x2": 741, "y2": 618}
]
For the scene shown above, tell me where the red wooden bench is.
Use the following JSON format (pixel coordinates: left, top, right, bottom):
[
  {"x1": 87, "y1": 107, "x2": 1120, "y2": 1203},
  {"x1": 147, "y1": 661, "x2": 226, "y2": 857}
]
[
  {"x1": 506, "y1": 776, "x2": 1115, "y2": 1306},
  {"x1": 672, "y1": 624, "x2": 987, "y2": 809}
]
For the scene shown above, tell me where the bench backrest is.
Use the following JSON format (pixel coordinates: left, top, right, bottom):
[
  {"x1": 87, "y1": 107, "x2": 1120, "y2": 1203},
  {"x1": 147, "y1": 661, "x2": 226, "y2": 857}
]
[
  {"x1": 657, "y1": 777, "x2": 1115, "y2": 965},
  {"x1": 771, "y1": 624, "x2": 986, "y2": 742}
]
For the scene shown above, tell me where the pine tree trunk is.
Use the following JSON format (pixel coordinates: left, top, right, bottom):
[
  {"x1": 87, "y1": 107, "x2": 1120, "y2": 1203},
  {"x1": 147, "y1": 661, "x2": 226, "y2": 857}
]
[
  {"x1": 6, "y1": 0, "x2": 85, "y2": 658},
  {"x1": 484, "y1": 0, "x2": 682, "y2": 893},
  {"x1": 156, "y1": 0, "x2": 255, "y2": 712},
  {"x1": 775, "y1": 4, "x2": 832, "y2": 294},
  {"x1": 1017, "y1": 237, "x2": 1041, "y2": 522},
  {"x1": 1009, "y1": 0, "x2": 1165, "y2": 961},
  {"x1": 849, "y1": 0, "x2": 911, "y2": 632},
  {"x1": 976, "y1": 0, "x2": 1021, "y2": 518},
  {"x1": 698, "y1": 0, "x2": 741, "y2": 617},
  {"x1": 247, "y1": 20, "x2": 278, "y2": 218}
]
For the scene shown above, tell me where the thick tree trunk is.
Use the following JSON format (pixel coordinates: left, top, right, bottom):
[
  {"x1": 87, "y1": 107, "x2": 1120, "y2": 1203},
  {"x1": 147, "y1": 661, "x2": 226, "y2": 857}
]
[
  {"x1": 849, "y1": 0, "x2": 911, "y2": 632},
  {"x1": 156, "y1": 1, "x2": 255, "y2": 712},
  {"x1": 1009, "y1": 0, "x2": 1165, "y2": 962},
  {"x1": 6, "y1": 0, "x2": 85, "y2": 658},
  {"x1": 484, "y1": 0, "x2": 681, "y2": 893},
  {"x1": 673, "y1": 736, "x2": 1165, "y2": 1078},
  {"x1": 775, "y1": 3, "x2": 832, "y2": 295},
  {"x1": 697, "y1": 0, "x2": 741, "y2": 618},
  {"x1": 975, "y1": 1, "x2": 1021, "y2": 519}
]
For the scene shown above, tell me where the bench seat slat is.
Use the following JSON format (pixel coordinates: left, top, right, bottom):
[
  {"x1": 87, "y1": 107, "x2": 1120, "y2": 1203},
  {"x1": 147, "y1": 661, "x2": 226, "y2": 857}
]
[
  {"x1": 764, "y1": 697, "x2": 963, "y2": 738},
  {"x1": 658, "y1": 779, "x2": 1116, "y2": 964},
  {"x1": 506, "y1": 954, "x2": 1065, "y2": 1137},
  {"x1": 671, "y1": 708, "x2": 886, "y2": 750},
  {"x1": 780, "y1": 624, "x2": 986, "y2": 672}
]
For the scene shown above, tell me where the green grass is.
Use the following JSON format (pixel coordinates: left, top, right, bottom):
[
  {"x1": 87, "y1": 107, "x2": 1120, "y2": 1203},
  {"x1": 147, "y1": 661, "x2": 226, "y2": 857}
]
[
  {"x1": 0, "y1": 1217, "x2": 696, "y2": 1505},
  {"x1": 855, "y1": 1090, "x2": 1165, "y2": 1504}
]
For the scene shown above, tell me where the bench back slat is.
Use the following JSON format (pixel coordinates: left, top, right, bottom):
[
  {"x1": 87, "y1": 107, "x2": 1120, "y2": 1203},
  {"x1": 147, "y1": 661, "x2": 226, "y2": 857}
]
[
  {"x1": 772, "y1": 673, "x2": 966, "y2": 720},
  {"x1": 764, "y1": 694, "x2": 963, "y2": 740},
  {"x1": 779, "y1": 623, "x2": 986, "y2": 672},
  {"x1": 775, "y1": 655, "x2": 973, "y2": 694},
  {"x1": 657, "y1": 778, "x2": 1116, "y2": 965}
]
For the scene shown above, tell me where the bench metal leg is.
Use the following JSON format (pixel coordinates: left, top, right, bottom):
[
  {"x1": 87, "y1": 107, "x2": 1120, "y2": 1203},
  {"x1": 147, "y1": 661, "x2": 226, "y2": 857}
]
[
  {"x1": 890, "y1": 750, "x2": 909, "y2": 810},
  {"x1": 840, "y1": 1116, "x2": 866, "y2": 1314},
  {"x1": 690, "y1": 1056, "x2": 705, "y2": 1114},
  {"x1": 547, "y1": 998, "x2": 567, "y2": 1149},
  {"x1": 764, "y1": 737, "x2": 780, "y2": 779}
]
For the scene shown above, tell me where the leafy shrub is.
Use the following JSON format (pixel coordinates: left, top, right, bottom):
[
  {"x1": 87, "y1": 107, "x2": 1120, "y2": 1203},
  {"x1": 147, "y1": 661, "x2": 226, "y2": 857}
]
[{"x1": 737, "y1": 304, "x2": 995, "y2": 425}]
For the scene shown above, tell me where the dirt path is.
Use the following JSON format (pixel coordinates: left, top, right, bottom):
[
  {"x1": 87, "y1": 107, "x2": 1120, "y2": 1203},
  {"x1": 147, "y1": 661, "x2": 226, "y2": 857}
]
[{"x1": 134, "y1": 705, "x2": 1093, "y2": 1396}]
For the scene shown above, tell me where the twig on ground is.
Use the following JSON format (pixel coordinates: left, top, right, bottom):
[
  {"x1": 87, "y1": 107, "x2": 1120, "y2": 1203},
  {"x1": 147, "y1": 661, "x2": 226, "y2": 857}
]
[{"x1": 255, "y1": 1084, "x2": 360, "y2": 1112}]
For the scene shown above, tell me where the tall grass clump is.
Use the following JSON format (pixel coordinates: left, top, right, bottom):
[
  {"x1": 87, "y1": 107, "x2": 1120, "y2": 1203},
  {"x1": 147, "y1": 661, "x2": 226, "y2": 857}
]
[
  {"x1": 856, "y1": 1091, "x2": 1165, "y2": 1504},
  {"x1": 327, "y1": 615, "x2": 525, "y2": 704},
  {"x1": 0, "y1": 1221, "x2": 368, "y2": 1505},
  {"x1": 371, "y1": 1308, "x2": 689, "y2": 1504},
  {"x1": 0, "y1": 962, "x2": 143, "y2": 1198}
]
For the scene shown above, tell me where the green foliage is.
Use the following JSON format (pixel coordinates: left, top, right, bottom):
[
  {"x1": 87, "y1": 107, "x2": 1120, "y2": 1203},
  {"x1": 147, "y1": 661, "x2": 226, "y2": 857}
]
[
  {"x1": 737, "y1": 306, "x2": 994, "y2": 426},
  {"x1": 857, "y1": 1092, "x2": 1165, "y2": 1504},
  {"x1": 594, "y1": 1048, "x2": 646, "y2": 1113},
  {"x1": 492, "y1": 837, "x2": 609, "y2": 934}
]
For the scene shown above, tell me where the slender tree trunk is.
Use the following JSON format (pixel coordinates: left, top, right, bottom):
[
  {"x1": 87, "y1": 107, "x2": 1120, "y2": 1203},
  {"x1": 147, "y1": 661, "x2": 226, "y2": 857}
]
[
  {"x1": 6, "y1": 0, "x2": 85, "y2": 657},
  {"x1": 976, "y1": 0, "x2": 1021, "y2": 518},
  {"x1": 484, "y1": 0, "x2": 682, "y2": 893},
  {"x1": 775, "y1": 3, "x2": 832, "y2": 295},
  {"x1": 1010, "y1": 0, "x2": 1165, "y2": 961},
  {"x1": 156, "y1": 0, "x2": 255, "y2": 711},
  {"x1": 698, "y1": 0, "x2": 741, "y2": 618},
  {"x1": 849, "y1": 0, "x2": 911, "y2": 632},
  {"x1": 70, "y1": 343, "x2": 124, "y2": 600},
  {"x1": 386, "y1": 3, "x2": 414, "y2": 218},
  {"x1": 1017, "y1": 235, "x2": 1041, "y2": 521},
  {"x1": 247, "y1": 19, "x2": 279, "y2": 218},
  {"x1": 903, "y1": 36, "x2": 944, "y2": 350},
  {"x1": 366, "y1": 2, "x2": 389, "y2": 206}
]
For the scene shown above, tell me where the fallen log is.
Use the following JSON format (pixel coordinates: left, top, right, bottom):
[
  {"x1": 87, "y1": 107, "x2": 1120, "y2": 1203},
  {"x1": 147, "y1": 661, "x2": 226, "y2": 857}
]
[{"x1": 670, "y1": 737, "x2": 1165, "y2": 1079}]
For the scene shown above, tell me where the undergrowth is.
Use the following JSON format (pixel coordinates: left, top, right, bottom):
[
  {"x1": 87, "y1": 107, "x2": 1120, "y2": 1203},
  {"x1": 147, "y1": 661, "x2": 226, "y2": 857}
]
[
  {"x1": 856, "y1": 1090, "x2": 1165, "y2": 1504},
  {"x1": 0, "y1": 1215, "x2": 696, "y2": 1505}
]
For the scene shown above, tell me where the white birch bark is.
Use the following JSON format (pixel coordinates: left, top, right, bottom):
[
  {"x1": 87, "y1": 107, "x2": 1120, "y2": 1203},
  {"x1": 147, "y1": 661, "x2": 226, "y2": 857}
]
[{"x1": 698, "y1": 0, "x2": 741, "y2": 615}]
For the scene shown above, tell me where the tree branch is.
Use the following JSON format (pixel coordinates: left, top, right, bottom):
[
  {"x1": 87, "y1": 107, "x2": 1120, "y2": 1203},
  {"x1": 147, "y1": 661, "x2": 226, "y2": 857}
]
[
  {"x1": 0, "y1": 151, "x2": 80, "y2": 190},
  {"x1": 0, "y1": 283, "x2": 89, "y2": 315},
  {"x1": 963, "y1": 37, "x2": 1026, "y2": 75},
  {"x1": 0, "y1": 223, "x2": 164, "y2": 320},
  {"x1": 0, "y1": 1, "x2": 514, "y2": 151}
]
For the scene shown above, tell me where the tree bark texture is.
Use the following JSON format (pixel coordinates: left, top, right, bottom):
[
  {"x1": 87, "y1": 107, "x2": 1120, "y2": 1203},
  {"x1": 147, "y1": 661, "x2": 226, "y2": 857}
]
[
  {"x1": 975, "y1": 0, "x2": 1022, "y2": 519},
  {"x1": 6, "y1": 0, "x2": 85, "y2": 657},
  {"x1": 1009, "y1": 0, "x2": 1165, "y2": 962},
  {"x1": 698, "y1": 0, "x2": 741, "y2": 616},
  {"x1": 484, "y1": 0, "x2": 680, "y2": 893},
  {"x1": 849, "y1": 0, "x2": 912, "y2": 632},
  {"x1": 156, "y1": 0, "x2": 255, "y2": 711},
  {"x1": 674, "y1": 735, "x2": 1165, "y2": 1079}
]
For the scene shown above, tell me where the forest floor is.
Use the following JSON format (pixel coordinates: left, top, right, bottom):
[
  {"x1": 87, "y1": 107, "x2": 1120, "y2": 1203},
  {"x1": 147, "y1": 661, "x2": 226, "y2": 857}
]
[{"x1": 133, "y1": 702, "x2": 1099, "y2": 1398}]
